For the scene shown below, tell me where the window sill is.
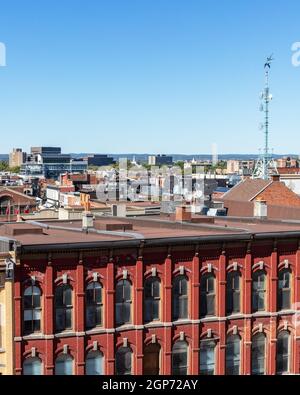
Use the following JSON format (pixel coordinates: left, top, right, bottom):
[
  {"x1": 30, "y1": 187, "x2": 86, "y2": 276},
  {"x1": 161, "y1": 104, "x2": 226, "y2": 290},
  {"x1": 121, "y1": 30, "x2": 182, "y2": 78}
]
[
  {"x1": 172, "y1": 319, "x2": 191, "y2": 325},
  {"x1": 54, "y1": 331, "x2": 76, "y2": 338},
  {"x1": 115, "y1": 324, "x2": 135, "y2": 332},
  {"x1": 144, "y1": 321, "x2": 164, "y2": 328},
  {"x1": 85, "y1": 327, "x2": 106, "y2": 335},
  {"x1": 278, "y1": 309, "x2": 294, "y2": 315},
  {"x1": 23, "y1": 333, "x2": 43, "y2": 340}
]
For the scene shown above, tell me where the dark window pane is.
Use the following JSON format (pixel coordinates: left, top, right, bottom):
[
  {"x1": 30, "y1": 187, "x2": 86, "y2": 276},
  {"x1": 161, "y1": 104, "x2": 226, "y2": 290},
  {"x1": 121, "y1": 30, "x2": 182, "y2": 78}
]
[
  {"x1": 144, "y1": 299, "x2": 152, "y2": 323},
  {"x1": 124, "y1": 281, "x2": 131, "y2": 301},
  {"x1": 86, "y1": 352, "x2": 103, "y2": 375},
  {"x1": 153, "y1": 280, "x2": 160, "y2": 298},
  {"x1": 65, "y1": 287, "x2": 72, "y2": 306},
  {"x1": 24, "y1": 295, "x2": 32, "y2": 309},
  {"x1": 207, "y1": 295, "x2": 215, "y2": 316},
  {"x1": 23, "y1": 358, "x2": 42, "y2": 375},
  {"x1": 153, "y1": 300, "x2": 159, "y2": 320},
  {"x1": 95, "y1": 287, "x2": 102, "y2": 303},
  {"x1": 86, "y1": 306, "x2": 95, "y2": 328},
  {"x1": 116, "y1": 348, "x2": 132, "y2": 375},
  {"x1": 115, "y1": 303, "x2": 122, "y2": 325},
  {"x1": 252, "y1": 272, "x2": 266, "y2": 312},
  {"x1": 96, "y1": 306, "x2": 102, "y2": 326},
  {"x1": 116, "y1": 282, "x2": 123, "y2": 303},
  {"x1": 123, "y1": 302, "x2": 131, "y2": 324},
  {"x1": 226, "y1": 336, "x2": 240, "y2": 375},
  {"x1": 65, "y1": 308, "x2": 72, "y2": 329},
  {"x1": 172, "y1": 341, "x2": 188, "y2": 375},
  {"x1": 33, "y1": 294, "x2": 41, "y2": 308},
  {"x1": 86, "y1": 288, "x2": 94, "y2": 304},
  {"x1": 276, "y1": 332, "x2": 290, "y2": 374},
  {"x1": 200, "y1": 341, "x2": 215, "y2": 375},
  {"x1": 233, "y1": 292, "x2": 240, "y2": 312},
  {"x1": 252, "y1": 334, "x2": 265, "y2": 375},
  {"x1": 207, "y1": 276, "x2": 214, "y2": 292}
]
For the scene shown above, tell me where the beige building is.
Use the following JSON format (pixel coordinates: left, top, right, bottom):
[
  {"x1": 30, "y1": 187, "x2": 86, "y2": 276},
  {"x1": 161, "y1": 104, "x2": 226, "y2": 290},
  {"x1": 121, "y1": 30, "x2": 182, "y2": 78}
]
[
  {"x1": 0, "y1": 253, "x2": 14, "y2": 375},
  {"x1": 9, "y1": 148, "x2": 26, "y2": 169}
]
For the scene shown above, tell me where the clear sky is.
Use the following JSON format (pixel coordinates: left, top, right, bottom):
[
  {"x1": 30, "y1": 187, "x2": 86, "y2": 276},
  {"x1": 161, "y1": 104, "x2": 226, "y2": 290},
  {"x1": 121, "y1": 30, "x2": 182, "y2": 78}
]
[{"x1": 0, "y1": 0, "x2": 300, "y2": 155}]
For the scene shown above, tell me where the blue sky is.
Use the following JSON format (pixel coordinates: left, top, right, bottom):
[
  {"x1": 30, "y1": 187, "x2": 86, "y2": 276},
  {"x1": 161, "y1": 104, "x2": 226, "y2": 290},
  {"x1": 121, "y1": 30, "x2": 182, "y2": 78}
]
[{"x1": 0, "y1": 0, "x2": 300, "y2": 155}]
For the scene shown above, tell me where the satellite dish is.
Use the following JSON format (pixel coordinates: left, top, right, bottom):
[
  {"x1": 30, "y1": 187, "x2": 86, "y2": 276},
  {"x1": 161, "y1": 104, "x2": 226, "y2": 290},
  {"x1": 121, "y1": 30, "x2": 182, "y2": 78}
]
[{"x1": 268, "y1": 94, "x2": 273, "y2": 100}]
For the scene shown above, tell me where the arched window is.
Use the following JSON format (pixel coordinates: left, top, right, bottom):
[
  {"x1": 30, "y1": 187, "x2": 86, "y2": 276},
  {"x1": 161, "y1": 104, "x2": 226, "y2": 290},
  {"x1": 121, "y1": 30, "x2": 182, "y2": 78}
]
[
  {"x1": 251, "y1": 333, "x2": 266, "y2": 375},
  {"x1": 115, "y1": 280, "x2": 132, "y2": 326},
  {"x1": 144, "y1": 343, "x2": 161, "y2": 375},
  {"x1": 55, "y1": 354, "x2": 73, "y2": 375},
  {"x1": 86, "y1": 350, "x2": 104, "y2": 375},
  {"x1": 278, "y1": 269, "x2": 291, "y2": 310},
  {"x1": 86, "y1": 282, "x2": 103, "y2": 329},
  {"x1": 115, "y1": 347, "x2": 132, "y2": 375},
  {"x1": 226, "y1": 272, "x2": 240, "y2": 315},
  {"x1": 55, "y1": 284, "x2": 73, "y2": 332},
  {"x1": 23, "y1": 285, "x2": 41, "y2": 334},
  {"x1": 23, "y1": 357, "x2": 42, "y2": 375},
  {"x1": 172, "y1": 341, "x2": 188, "y2": 375},
  {"x1": 144, "y1": 277, "x2": 160, "y2": 323},
  {"x1": 200, "y1": 340, "x2": 216, "y2": 375},
  {"x1": 200, "y1": 273, "x2": 215, "y2": 317},
  {"x1": 225, "y1": 335, "x2": 240, "y2": 375},
  {"x1": 276, "y1": 331, "x2": 290, "y2": 374},
  {"x1": 172, "y1": 276, "x2": 188, "y2": 321},
  {"x1": 252, "y1": 271, "x2": 266, "y2": 312}
]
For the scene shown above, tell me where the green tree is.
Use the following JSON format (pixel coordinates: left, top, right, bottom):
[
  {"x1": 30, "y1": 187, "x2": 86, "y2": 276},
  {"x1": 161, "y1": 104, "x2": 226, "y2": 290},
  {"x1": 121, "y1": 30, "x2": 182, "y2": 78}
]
[
  {"x1": 0, "y1": 161, "x2": 9, "y2": 171},
  {"x1": 9, "y1": 166, "x2": 21, "y2": 173}
]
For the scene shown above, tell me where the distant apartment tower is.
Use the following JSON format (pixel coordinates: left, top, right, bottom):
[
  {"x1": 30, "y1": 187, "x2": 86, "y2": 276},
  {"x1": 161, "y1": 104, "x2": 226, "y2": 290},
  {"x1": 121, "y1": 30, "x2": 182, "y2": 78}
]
[
  {"x1": 226, "y1": 159, "x2": 255, "y2": 176},
  {"x1": 9, "y1": 148, "x2": 26, "y2": 168},
  {"x1": 148, "y1": 154, "x2": 173, "y2": 166}
]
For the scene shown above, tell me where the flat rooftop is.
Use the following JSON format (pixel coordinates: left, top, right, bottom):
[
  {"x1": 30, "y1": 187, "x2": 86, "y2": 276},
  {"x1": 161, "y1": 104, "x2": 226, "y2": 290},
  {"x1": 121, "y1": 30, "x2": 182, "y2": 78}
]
[{"x1": 1, "y1": 214, "x2": 300, "y2": 248}]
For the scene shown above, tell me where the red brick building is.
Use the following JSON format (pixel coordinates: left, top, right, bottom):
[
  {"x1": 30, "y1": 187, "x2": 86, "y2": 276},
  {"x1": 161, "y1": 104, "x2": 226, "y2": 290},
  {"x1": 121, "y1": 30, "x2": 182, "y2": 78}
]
[
  {"x1": 2, "y1": 215, "x2": 300, "y2": 375},
  {"x1": 0, "y1": 187, "x2": 38, "y2": 221},
  {"x1": 221, "y1": 176, "x2": 300, "y2": 220}
]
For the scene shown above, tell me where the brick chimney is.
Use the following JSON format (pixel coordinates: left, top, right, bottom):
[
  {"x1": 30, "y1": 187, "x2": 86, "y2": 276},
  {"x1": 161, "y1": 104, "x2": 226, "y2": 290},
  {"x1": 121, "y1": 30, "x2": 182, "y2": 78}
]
[
  {"x1": 175, "y1": 206, "x2": 192, "y2": 222},
  {"x1": 271, "y1": 174, "x2": 280, "y2": 182}
]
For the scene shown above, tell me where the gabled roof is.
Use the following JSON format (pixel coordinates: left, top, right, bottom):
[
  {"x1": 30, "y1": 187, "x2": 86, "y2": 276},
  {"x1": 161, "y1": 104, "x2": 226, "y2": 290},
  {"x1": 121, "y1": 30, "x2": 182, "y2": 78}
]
[
  {"x1": 222, "y1": 178, "x2": 271, "y2": 202},
  {"x1": 0, "y1": 187, "x2": 37, "y2": 204}
]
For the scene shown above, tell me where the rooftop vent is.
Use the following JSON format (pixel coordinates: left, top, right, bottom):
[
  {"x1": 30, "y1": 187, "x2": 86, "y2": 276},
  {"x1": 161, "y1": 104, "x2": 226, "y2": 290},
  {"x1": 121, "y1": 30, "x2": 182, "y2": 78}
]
[{"x1": 2, "y1": 223, "x2": 44, "y2": 236}]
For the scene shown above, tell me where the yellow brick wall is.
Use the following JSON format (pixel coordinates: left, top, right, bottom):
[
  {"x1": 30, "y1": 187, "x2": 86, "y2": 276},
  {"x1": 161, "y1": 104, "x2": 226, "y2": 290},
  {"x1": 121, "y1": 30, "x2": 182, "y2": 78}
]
[{"x1": 0, "y1": 257, "x2": 14, "y2": 375}]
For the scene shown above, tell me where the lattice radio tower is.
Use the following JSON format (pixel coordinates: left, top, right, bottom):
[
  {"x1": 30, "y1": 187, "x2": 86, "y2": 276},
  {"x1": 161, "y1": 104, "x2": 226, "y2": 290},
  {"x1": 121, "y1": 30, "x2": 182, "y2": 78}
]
[{"x1": 252, "y1": 55, "x2": 278, "y2": 179}]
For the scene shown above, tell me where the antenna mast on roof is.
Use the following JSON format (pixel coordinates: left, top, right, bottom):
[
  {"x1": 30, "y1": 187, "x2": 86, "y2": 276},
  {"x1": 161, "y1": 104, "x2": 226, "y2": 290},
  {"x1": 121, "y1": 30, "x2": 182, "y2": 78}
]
[{"x1": 252, "y1": 55, "x2": 278, "y2": 180}]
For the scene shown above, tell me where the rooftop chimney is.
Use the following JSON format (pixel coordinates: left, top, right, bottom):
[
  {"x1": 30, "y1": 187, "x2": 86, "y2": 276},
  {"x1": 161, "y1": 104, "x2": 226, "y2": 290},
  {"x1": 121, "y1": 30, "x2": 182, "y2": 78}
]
[
  {"x1": 175, "y1": 205, "x2": 192, "y2": 222},
  {"x1": 111, "y1": 204, "x2": 126, "y2": 217},
  {"x1": 271, "y1": 174, "x2": 280, "y2": 182},
  {"x1": 82, "y1": 211, "x2": 94, "y2": 230},
  {"x1": 254, "y1": 198, "x2": 267, "y2": 219}
]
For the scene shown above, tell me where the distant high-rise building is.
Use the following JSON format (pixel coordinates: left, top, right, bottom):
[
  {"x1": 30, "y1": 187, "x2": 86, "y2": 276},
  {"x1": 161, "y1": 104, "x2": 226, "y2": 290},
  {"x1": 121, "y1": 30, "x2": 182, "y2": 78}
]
[
  {"x1": 148, "y1": 154, "x2": 173, "y2": 166},
  {"x1": 21, "y1": 146, "x2": 87, "y2": 179},
  {"x1": 9, "y1": 148, "x2": 26, "y2": 168},
  {"x1": 86, "y1": 154, "x2": 115, "y2": 167}
]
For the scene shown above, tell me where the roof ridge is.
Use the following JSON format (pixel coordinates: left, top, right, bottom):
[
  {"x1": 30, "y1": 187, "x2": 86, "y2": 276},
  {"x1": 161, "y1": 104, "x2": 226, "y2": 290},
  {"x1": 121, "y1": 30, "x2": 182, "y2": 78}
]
[{"x1": 249, "y1": 180, "x2": 272, "y2": 201}]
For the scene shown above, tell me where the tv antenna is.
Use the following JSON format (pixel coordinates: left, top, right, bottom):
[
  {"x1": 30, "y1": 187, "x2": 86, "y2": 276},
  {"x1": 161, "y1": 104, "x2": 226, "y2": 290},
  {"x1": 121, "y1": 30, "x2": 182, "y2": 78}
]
[{"x1": 252, "y1": 55, "x2": 278, "y2": 179}]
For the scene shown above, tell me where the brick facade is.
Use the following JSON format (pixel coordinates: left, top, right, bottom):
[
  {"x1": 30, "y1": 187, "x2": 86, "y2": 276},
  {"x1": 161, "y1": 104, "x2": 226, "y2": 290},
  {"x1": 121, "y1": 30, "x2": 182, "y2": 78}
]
[{"x1": 13, "y1": 235, "x2": 300, "y2": 375}]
